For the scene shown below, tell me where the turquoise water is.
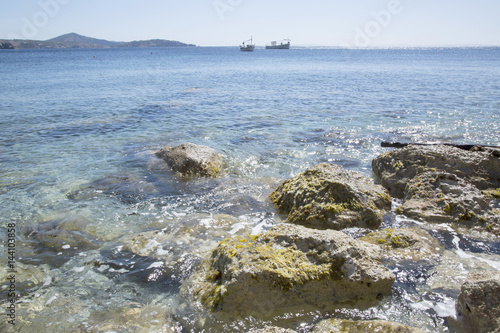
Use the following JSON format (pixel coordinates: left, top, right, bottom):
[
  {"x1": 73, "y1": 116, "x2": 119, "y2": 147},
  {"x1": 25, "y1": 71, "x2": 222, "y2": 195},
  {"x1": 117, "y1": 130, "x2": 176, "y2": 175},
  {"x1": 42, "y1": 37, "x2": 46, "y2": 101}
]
[{"x1": 1, "y1": 47, "x2": 499, "y2": 332}]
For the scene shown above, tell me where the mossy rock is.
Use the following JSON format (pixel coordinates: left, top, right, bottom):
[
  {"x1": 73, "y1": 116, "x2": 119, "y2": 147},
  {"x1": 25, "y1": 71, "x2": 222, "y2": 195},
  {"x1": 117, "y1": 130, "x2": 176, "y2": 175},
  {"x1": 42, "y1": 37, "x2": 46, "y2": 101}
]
[
  {"x1": 372, "y1": 145, "x2": 500, "y2": 198},
  {"x1": 397, "y1": 171, "x2": 500, "y2": 235},
  {"x1": 361, "y1": 227, "x2": 443, "y2": 263},
  {"x1": 270, "y1": 163, "x2": 391, "y2": 230},
  {"x1": 185, "y1": 223, "x2": 395, "y2": 318}
]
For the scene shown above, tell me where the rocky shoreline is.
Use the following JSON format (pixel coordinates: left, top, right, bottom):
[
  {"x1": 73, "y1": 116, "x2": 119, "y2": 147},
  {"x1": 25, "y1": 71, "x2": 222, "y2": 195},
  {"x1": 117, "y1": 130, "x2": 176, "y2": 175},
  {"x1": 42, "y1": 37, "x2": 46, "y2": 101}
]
[
  {"x1": 178, "y1": 143, "x2": 499, "y2": 332},
  {"x1": 2, "y1": 143, "x2": 499, "y2": 333}
]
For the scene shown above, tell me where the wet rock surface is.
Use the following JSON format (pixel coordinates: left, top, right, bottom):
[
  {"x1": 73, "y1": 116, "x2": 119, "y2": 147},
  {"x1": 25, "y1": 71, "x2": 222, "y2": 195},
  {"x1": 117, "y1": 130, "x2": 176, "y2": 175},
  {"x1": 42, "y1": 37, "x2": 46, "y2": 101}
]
[
  {"x1": 248, "y1": 327, "x2": 298, "y2": 333},
  {"x1": 398, "y1": 171, "x2": 499, "y2": 234},
  {"x1": 373, "y1": 145, "x2": 500, "y2": 235},
  {"x1": 456, "y1": 271, "x2": 500, "y2": 333},
  {"x1": 311, "y1": 318, "x2": 426, "y2": 333},
  {"x1": 156, "y1": 142, "x2": 222, "y2": 178},
  {"x1": 185, "y1": 223, "x2": 395, "y2": 318},
  {"x1": 22, "y1": 218, "x2": 102, "y2": 253},
  {"x1": 270, "y1": 163, "x2": 391, "y2": 230},
  {"x1": 360, "y1": 227, "x2": 443, "y2": 264},
  {"x1": 372, "y1": 145, "x2": 500, "y2": 198}
]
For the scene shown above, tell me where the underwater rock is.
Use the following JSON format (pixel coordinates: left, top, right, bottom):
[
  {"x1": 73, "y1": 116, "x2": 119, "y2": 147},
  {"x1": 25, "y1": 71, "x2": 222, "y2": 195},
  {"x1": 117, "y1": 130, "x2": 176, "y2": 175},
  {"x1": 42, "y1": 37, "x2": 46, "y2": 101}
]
[
  {"x1": 67, "y1": 174, "x2": 159, "y2": 203},
  {"x1": 156, "y1": 143, "x2": 222, "y2": 178},
  {"x1": 270, "y1": 163, "x2": 391, "y2": 230},
  {"x1": 22, "y1": 217, "x2": 102, "y2": 253},
  {"x1": 456, "y1": 271, "x2": 500, "y2": 333},
  {"x1": 312, "y1": 318, "x2": 426, "y2": 332},
  {"x1": 360, "y1": 227, "x2": 443, "y2": 264},
  {"x1": 248, "y1": 327, "x2": 297, "y2": 333},
  {"x1": 119, "y1": 214, "x2": 241, "y2": 260},
  {"x1": 81, "y1": 304, "x2": 183, "y2": 332},
  {"x1": 186, "y1": 223, "x2": 394, "y2": 318},
  {"x1": 372, "y1": 145, "x2": 500, "y2": 198},
  {"x1": 0, "y1": 263, "x2": 51, "y2": 299},
  {"x1": 397, "y1": 172, "x2": 499, "y2": 235}
]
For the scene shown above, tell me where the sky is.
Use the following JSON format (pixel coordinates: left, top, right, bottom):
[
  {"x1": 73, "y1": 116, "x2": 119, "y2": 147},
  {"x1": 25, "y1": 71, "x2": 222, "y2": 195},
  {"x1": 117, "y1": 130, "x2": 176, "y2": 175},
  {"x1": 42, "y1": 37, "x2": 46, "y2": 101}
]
[{"x1": 1, "y1": 0, "x2": 499, "y2": 47}]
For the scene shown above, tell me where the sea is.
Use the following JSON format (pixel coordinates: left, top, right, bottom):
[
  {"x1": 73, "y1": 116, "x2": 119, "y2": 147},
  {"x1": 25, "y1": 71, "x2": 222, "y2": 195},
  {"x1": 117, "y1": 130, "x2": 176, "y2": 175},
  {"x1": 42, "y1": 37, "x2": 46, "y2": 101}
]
[{"x1": 0, "y1": 46, "x2": 499, "y2": 332}]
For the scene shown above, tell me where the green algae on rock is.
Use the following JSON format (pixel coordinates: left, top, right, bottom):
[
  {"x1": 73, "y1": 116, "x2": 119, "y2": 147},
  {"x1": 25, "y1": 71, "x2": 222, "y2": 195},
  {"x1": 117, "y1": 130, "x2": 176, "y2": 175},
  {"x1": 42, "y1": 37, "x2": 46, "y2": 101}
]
[
  {"x1": 156, "y1": 142, "x2": 222, "y2": 178},
  {"x1": 372, "y1": 145, "x2": 500, "y2": 199},
  {"x1": 361, "y1": 228, "x2": 443, "y2": 264},
  {"x1": 185, "y1": 223, "x2": 395, "y2": 318},
  {"x1": 398, "y1": 172, "x2": 499, "y2": 235},
  {"x1": 270, "y1": 163, "x2": 391, "y2": 230}
]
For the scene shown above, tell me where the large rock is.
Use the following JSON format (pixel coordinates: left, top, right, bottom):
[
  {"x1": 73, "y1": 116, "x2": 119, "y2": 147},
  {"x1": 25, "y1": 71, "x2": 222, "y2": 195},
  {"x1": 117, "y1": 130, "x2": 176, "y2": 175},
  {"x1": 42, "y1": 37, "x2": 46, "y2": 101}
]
[
  {"x1": 372, "y1": 145, "x2": 500, "y2": 198},
  {"x1": 456, "y1": 271, "x2": 500, "y2": 333},
  {"x1": 156, "y1": 143, "x2": 222, "y2": 178},
  {"x1": 312, "y1": 318, "x2": 426, "y2": 333},
  {"x1": 270, "y1": 163, "x2": 391, "y2": 230},
  {"x1": 360, "y1": 227, "x2": 443, "y2": 264},
  {"x1": 397, "y1": 172, "x2": 499, "y2": 235},
  {"x1": 186, "y1": 223, "x2": 395, "y2": 318}
]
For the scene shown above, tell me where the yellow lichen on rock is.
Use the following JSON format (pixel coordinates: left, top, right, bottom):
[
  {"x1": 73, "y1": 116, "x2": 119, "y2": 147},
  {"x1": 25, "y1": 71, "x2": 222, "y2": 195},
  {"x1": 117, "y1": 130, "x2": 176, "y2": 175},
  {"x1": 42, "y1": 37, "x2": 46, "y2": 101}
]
[
  {"x1": 270, "y1": 163, "x2": 391, "y2": 230},
  {"x1": 185, "y1": 223, "x2": 395, "y2": 317},
  {"x1": 361, "y1": 228, "x2": 443, "y2": 263}
]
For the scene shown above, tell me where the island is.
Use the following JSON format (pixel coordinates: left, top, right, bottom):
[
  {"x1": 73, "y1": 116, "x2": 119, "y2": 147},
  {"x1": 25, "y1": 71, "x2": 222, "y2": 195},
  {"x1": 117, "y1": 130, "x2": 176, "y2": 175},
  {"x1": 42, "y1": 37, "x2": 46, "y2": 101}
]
[{"x1": 0, "y1": 32, "x2": 196, "y2": 49}]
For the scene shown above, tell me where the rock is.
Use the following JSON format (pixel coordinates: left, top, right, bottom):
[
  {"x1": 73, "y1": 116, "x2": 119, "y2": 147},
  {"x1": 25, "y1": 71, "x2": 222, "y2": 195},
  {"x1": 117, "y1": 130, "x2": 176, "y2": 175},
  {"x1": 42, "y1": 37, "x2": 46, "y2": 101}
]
[
  {"x1": 119, "y1": 214, "x2": 241, "y2": 260},
  {"x1": 156, "y1": 143, "x2": 222, "y2": 178},
  {"x1": 248, "y1": 327, "x2": 297, "y2": 333},
  {"x1": 396, "y1": 172, "x2": 499, "y2": 235},
  {"x1": 270, "y1": 163, "x2": 391, "y2": 230},
  {"x1": 0, "y1": 263, "x2": 51, "y2": 298},
  {"x1": 82, "y1": 305, "x2": 183, "y2": 332},
  {"x1": 22, "y1": 218, "x2": 102, "y2": 252},
  {"x1": 67, "y1": 174, "x2": 159, "y2": 204},
  {"x1": 360, "y1": 227, "x2": 443, "y2": 264},
  {"x1": 372, "y1": 145, "x2": 500, "y2": 198},
  {"x1": 312, "y1": 318, "x2": 426, "y2": 333},
  {"x1": 186, "y1": 223, "x2": 395, "y2": 318},
  {"x1": 456, "y1": 271, "x2": 500, "y2": 333}
]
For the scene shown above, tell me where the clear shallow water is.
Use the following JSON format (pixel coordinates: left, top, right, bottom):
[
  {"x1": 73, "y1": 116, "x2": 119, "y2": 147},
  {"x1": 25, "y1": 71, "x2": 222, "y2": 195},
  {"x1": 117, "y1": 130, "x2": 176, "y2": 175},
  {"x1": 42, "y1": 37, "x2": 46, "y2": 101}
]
[{"x1": 1, "y1": 47, "x2": 499, "y2": 332}]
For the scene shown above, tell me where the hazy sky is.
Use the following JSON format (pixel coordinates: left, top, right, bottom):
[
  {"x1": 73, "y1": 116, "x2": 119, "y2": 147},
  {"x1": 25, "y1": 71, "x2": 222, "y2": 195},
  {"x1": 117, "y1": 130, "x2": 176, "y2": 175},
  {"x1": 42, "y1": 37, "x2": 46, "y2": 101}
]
[{"x1": 1, "y1": 0, "x2": 499, "y2": 47}]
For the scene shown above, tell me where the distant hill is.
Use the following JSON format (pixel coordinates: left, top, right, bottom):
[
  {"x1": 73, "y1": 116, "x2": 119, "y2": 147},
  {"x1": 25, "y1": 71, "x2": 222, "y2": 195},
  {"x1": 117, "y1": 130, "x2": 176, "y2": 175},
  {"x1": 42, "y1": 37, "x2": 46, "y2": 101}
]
[
  {"x1": 0, "y1": 33, "x2": 196, "y2": 49},
  {"x1": 47, "y1": 33, "x2": 118, "y2": 47}
]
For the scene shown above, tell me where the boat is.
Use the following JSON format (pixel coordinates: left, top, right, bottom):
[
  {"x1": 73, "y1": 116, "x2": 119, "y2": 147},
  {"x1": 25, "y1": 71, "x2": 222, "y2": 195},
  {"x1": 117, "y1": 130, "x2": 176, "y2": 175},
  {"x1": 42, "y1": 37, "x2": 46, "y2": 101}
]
[
  {"x1": 240, "y1": 37, "x2": 255, "y2": 52},
  {"x1": 265, "y1": 38, "x2": 290, "y2": 49}
]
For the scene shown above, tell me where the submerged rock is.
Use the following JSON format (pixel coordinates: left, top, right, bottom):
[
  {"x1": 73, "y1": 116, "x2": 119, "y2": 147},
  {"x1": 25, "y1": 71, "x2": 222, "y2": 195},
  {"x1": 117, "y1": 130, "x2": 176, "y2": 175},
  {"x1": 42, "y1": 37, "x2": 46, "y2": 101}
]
[
  {"x1": 156, "y1": 143, "x2": 222, "y2": 178},
  {"x1": 456, "y1": 271, "x2": 500, "y2": 333},
  {"x1": 312, "y1": 318, "x2": 425, "y2": 333},
  {"x1": 360, "y1": 227, "x2": 443, "y2": 264},
  {"x1": 270, "y1": 163, "x2": 391, "y2": 230},
  {"x1": 397, "y1": 172, "x2": 499, "y2": 235},
  {"x1": 186, "y1": 223, "x2": 395, "y2": 318},
  {"x1": 22, "y1": 217, "x2": 102, "y2": 252},
  {"x1": 0, "y1": 263, "x2": 51, "y2": 298},
  {"x1": 82, "y1": 305, "x2": 182, "y2": 332},
  {"x1": 248, "y1": 328, "x2": 297, "y2": 333},
  {"x1": 67, "y1": 173, "x2": 159, "y2": 204},
  {"x1": 372, "y1": 145, "x2": 500, "y2": 198}
]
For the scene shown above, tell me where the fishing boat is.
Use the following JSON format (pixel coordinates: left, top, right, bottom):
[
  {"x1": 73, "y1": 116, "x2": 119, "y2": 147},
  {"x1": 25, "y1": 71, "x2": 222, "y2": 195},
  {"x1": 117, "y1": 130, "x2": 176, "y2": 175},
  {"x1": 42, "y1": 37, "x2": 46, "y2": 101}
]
[
  {"x1": 240, "y1": 37, "x2": 255, "y2": 52},
  {"x1": 265, "y1": 38, "x2": 290, "y2": 49}
]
